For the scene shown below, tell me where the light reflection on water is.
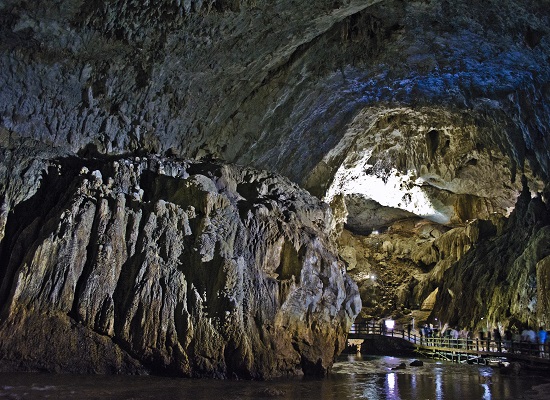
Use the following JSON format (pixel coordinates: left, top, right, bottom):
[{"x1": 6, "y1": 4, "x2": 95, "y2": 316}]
[
  {"x1": 0, "y1": 354, "x2": 549, "y2": 399},
  {"x1": 435, "y1": 365, "x2": 443, "y2": 400},
  {"x1": 387, "y1": 372, "x2": 397, "y2": 398}
]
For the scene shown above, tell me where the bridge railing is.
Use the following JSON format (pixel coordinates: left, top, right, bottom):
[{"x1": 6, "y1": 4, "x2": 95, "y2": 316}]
[{"x1": 349, "y1": 323, "x2": 549, "y2": 359}]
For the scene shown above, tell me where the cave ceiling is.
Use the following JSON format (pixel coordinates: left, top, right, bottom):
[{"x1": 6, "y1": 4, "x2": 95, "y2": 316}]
[{"x1": 1, "y1": 0, "x2": 549, "y2": 230}]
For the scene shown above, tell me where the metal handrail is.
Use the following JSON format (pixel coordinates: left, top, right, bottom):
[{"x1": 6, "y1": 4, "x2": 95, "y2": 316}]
[{"x1": 349, "y1": 322, "x2": 549, "y2": 359}]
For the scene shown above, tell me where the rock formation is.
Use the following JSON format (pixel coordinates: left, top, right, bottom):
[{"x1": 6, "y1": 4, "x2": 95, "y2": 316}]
[
  {"x1": 432, "y1": 181, "x2": 550, "y2": 331},
  {"x1": 1, "y1": 0, "x2": 550, "y2": 376},
  {"x1": 0, "y1": 154, "x2": 360, "y2": 377}
]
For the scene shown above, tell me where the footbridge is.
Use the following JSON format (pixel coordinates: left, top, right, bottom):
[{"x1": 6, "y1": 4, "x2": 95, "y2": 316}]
[{"x1": 348, "y1": 322, "x2": 550, "y2": 367}]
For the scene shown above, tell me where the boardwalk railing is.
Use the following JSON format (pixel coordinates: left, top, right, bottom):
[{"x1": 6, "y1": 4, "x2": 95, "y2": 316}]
[{"x1": 349, "y1": 322, "x2": 550, "y2": 359}]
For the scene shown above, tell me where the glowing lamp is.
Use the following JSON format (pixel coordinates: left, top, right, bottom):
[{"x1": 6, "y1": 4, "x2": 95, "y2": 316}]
[{"x1": 385, "y1": 319, "x2": 395, "y2": 331}]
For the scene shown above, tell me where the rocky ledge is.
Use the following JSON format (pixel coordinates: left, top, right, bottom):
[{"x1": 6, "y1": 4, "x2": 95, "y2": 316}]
[{"x1": 0, "y1": 155, "x2": 360, "y2": 378}]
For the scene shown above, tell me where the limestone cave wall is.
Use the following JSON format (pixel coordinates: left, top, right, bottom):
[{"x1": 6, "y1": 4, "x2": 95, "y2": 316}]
[
  {"x1": 432, "y1": 182, "x2": 550, "y2": 332},
  {"x1": 1, "y1": 0, "x2": 550, "y2": 376}
]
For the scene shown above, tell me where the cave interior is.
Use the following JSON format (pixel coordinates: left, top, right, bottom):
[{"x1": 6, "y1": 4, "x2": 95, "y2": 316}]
[{"x1": 0, "y1": 0, "x2": 550, "y2": 378}]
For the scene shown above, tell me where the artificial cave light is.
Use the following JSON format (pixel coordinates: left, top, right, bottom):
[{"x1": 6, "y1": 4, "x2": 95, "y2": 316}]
[
  {"x1": 325, "y1": 150, "x2": 449, "y2": 224},
  {"x1": 384, "y1": 319, "x2": 395, "y2": 331}
]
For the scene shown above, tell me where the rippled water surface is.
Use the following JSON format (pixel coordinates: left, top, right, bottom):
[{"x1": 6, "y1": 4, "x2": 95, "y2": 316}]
[{"x1": 1, "y1": 355, "x2": 549, "y2": 399}]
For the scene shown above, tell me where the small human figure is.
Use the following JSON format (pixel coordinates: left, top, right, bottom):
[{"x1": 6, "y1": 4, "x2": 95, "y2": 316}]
[
  {"x1": 521, "y1": 326, "x2": 536, "y2": 355},
  {"x1": 478, "y1": 330, "x2": 485, "y2": 351},
  {"x1": 504, "y1": 328, "x2": 512, "y2": 352},
  {"x1": 450, "y1": 327, "x2": 459, "y2": 348},
  {"x1": 521, "y1": 326, "x2": 530, "y2": 342},
  {"x1": 459, "y1": 329, "x2": 469, "y2": 349},
  {"x1": 504, "y1": 328, "x2": 512, "y2": 341},
  {"x1": 512, "y1": 328, "x2": 521, "y2": 353},
  {"x1": 538, "y1": 327, "x2": 547, "y2": 358},
  {"x1": 493, "y1": 328, "x2": 502, "y2": 352},
  {"x1": 527, "y1": 327, "x2": 536, "y2": 343},
  {"x1": 426, "y1": 325, "x2": 432, "y2": 338}
]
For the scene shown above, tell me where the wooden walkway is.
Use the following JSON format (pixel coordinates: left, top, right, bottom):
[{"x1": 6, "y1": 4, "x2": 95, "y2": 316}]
[{"x1": 348, "y1": 323, "x2": 550, "y2": 367}]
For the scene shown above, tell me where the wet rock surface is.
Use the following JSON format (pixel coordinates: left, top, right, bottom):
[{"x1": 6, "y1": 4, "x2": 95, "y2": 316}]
[
  {"x1": 0, "y1": 155, "x2": 360, "y2": 378},
  {"x1": 360, "y1": 336, "x2": 415, "y2": 357}
]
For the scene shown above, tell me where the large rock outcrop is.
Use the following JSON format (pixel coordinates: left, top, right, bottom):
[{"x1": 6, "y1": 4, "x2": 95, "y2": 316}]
[
  {"x1": 0, "y1": 154, "x2": 360, "y2": 378},
  {"x1": 338, "y1": 213, "x2": 505, "y2": 321},
  {"x1": 431, "y1": 181, "x2": 550, "y2": 331}
]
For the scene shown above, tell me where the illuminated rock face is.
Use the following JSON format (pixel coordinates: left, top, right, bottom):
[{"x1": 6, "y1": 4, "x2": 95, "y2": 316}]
[
  {"x1": 323, "y1": 107, "x2": 530, "y2": 231},
  {"x1": 0, "y1": 156, "x2": 360, "y2": 377},
  {"x1": 0, "y1": 0, "x2": 550, "y2": 373},
  {"x1": 321, "y1": 106, "x2": 545, "y2": 330},
  {"x1": 432, "y1": 184, "x2": 550, "y2": 331},
  {"x1": 338, "y1": 214, "x2": 505, "y2": 322}
]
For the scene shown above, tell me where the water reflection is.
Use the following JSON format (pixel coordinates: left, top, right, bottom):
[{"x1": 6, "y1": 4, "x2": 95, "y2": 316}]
[
  {"x1": 482, "y1": 382, "x2": 491, "y2": 400},
  {"x1": 435, "y1": 365, "x2": 442, "y2": 400},
  {"x1": 410, "y1": 374, "x2": 417, "y2": 399},
  {"x1": 0, "y1": 355, "x2": 548, "y2": 400},
  {"x1": 362, "y1": 378, "x2": 382, "y2": 400},
  {"x1": 479, "y1": 366, "x2": 493, "y2": 400},
  {"x1": 333, "y1": 355, "x2": 547, "y2": 400},
  {"x1": 386, "y1": 372, "x2": 396, "y2": 397}
]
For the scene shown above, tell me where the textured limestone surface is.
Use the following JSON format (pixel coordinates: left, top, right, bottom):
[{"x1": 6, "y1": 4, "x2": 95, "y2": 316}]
[
  {"x1": 322, "y1": 107, "x2": 538, "y2": 231},
  {"x1": 1, "y1": 0, "x2": 548, "y2": 182},
  {"x1": 1, "y1": 0, "x2": 550, "y2": 374},
  {"x1": 0, "y1": 155, "x2": 360, "y2": 378},
  {"x1": 431, "y1": 183, "x2": 550, "y2": 332},
  {"x1": 338, "y1": 215, "x2": 503, "y2": 321}
]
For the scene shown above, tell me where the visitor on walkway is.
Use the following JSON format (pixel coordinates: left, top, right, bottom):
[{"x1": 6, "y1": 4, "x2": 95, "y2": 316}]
[
  {"x1": 478, "y1": 329, "x2": 486, "y2": 351},
  {"x1": 493, "y1": 328, "x2": 502, "y2": 352},
  {"x1": 538, "y1": 327, "x2": 547, "y2": 358},
  {"x1": 504, "y1": 328, "x2": 512, "y2": 352},
  {"x1": 459, "y1": 328, "x2": 469, "y2": 349},
  {"x1": 450, "y1": 327, "x2": 459, "y2": 348},
  {"x1": 521, "y1": 326, "x2": 536, "y2": 355},
  {"x1": 512, "y1": 328, "x2": 521, "y2": 353}
]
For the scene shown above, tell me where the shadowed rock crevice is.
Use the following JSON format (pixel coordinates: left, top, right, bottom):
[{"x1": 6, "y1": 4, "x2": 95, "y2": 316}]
[{"x1": 0, "y1": 161, "x2": 83, "y2": 313}]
